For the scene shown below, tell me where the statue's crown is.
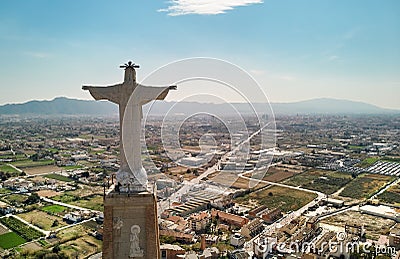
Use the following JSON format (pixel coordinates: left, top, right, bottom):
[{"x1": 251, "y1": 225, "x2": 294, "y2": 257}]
[{"x1": 120, "y1": 61, "x2": 140, "y2": 69}]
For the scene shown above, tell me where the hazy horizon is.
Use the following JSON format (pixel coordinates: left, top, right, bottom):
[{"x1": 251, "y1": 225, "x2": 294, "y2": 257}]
[{"x1": 0, "y1": 95, "x2": 399, "y2": 111}]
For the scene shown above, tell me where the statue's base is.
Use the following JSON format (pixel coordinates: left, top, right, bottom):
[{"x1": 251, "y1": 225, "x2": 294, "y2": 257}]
[
  {"x1": 118, "y1": 184, "x2": 147, "y2": 193},
  {"x1": 103, "y1": 191, "x2": 160, "y2": 259}
]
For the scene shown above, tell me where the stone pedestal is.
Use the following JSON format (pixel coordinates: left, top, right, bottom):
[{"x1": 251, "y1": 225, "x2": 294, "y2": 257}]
[{"x1": 103, "y1": 191, "x2": 160, "y2": 259}]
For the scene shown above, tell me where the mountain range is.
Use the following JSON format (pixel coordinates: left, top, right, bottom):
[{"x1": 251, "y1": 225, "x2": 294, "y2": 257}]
[{"x1": 0, "y1": 97, "x2": 398, "y2": 116}]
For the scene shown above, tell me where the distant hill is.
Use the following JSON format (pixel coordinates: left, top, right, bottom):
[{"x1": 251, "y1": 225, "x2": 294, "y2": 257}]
[
  {"x1": 0, "y1": 97, "x2": 398, "y2": 116},
  {"x1": 0, "y1": 97, "x2": 117, "y2": 115},
  {"x1": 270, "y1": 98, "x2": 398, "y2": 115}
]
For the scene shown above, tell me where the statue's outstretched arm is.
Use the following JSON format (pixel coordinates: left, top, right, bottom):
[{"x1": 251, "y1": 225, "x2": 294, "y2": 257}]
[
  {"x1": 137, "y1": 84, "x2": 177, "y2": 105},
  {"x1": 82, "y1": 84, "x2": 122, "y2": 104}
]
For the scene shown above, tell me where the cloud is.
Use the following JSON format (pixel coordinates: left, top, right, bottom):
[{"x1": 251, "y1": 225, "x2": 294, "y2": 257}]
[
  {"x1": 328, "y1": 55, "x2": 339, "y2": 61},
  {"x1": 158, "y1": 0, "x2": 263, "y2": 16},
  {"x1": 22, "y1": 51, "x2": 51, "y2": 59}
]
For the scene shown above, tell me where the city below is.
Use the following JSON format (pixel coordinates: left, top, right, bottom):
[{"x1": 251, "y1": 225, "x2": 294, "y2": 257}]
[{"x1": 0, "y1": 112, "x2": 399, "y2": 259}]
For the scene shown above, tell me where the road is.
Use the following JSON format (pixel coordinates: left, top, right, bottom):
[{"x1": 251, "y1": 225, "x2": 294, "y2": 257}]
[{"x1": 158, "y1": 123, "x2": 272, "y2": 213}]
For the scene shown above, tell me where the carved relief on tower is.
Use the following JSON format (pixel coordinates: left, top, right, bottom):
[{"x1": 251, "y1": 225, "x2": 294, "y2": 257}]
[
  {"x1": 129, "y1": 225, "x2": 144, "y2": 258},
  {"x1": 112, "y1": 216, "x2": 124, "y2": 236}
]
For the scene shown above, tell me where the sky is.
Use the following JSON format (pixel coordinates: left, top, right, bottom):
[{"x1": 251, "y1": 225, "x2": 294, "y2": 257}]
[{"x1": 0, "y1": 0, "x2": 399, "y2": 109}]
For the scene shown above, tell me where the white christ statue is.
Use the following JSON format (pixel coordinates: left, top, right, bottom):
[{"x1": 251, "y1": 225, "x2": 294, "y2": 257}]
[{"x1": 83, "y1": 61, "x2": 176, "y2": 192}]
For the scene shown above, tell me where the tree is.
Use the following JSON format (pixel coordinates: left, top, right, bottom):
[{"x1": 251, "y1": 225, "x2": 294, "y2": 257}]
[
  {"x1": 30, "y1": 153, "x2": 39, "y2": 161},
  {"x1": 52, "y1": 244, "x2": 61, "y2": 253},
  {"x1": 159, "y1": 235, "x2": 175, "y2": 244},
  {"x1": 25, "y1": 192, "x2": 40, "y2": 205},
  {"x1": 52, "y1": 220, "x2": 59, "y2": 227}
]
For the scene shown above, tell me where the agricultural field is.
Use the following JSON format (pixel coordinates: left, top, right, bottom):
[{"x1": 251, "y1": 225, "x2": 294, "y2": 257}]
[
  {"x1": 69, "y1": 195, "x2": 103, "y2": 212},
  {"x1": 24, "y1": 165, "x2": 60, "y2": 176},
  {"x1": 0, "y1": 153, "x2": 26, "y2": 160},
  {"x1": 18, "y1": 210, "x2": 67, "y2": 231},
  {"x1": 56, "y1": 224, "x2": 86, "y2": 243},
  {"x1": 262, "y1": 164, "x2": 304, "y2": 182},
  {"x1": 44, "y1": 173, "x2": 73, "y2": 182},
  {"x1": 0, "y1": 223, "x2": 9, "y2": 235},
  {"x1": 357, "y1": 157, "x2": 380, "y2": 168},
  {"x1": 0, "y1": 164, "x2": 19, "y2": 173},
  {"x1": 60, "y1": 165, "x2": 83, "y2": 170},
  {"x1": 0, "y1": 188, "x2": 11, "y2": 195},
  {"x1": 52, "y1": 193, "x2": 103, "y2": 211},
  {"x1": 0, "y1": 232, "x2": 26, "y2": 249},
  {"x1": 20, "y1": 241, "x2": 43, "y2": 253},
  {"x1": 41, "y1": 204, "x2": 69, "y2": 214},
  {"x1": 0, "y1": 216, "x2": 44, "y2": 241},
  {"x1": 320, "y1": 210, "x2": 396, "y2": 240},
  {"x1": 232, "y1": 176, "x2": 268, "y2": 190},
  {"x1": 207, "y1": 171, "x2": 247, "y2": 189},
  {"x1": 1, "y1": 194, "x2": 28, "y2": 205},
  {"x1": 339, "y1": 174, "x2": 395, "y2": 199},
  {"x1": 10, "y1": 159, "x2": 54, "y2": 168},
  {"x1": 60, "y1": 234, "x2": 102, "y2": 259},
  {"x1": 204, "y1": 171, "x2": 266, "y2": 190},
  {"x1": 36, "y1": 189, "x2": 60, "y2": 198},
  {"x1": 378, "y1": 181, "x2": 400, "y2": 206},
  {"x1": 234, "y1": 186, "x2": 317, "y2": 213},
  {"x1": 282, "y1": 170, "x2": 353, "y2": 195},
  {"x1": 66, "y1": 184, "x2": 103, "y2": 198}
]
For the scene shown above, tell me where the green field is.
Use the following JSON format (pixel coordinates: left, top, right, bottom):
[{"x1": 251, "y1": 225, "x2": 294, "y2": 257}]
[
  {"x1": 0, "y1": 164, "x2": 19, "y2": 173},
  {"x1": 53, "y1": 193, "x2": 103, "y2": 211},
  {"x1": 0, "y1": 154, "x2": 26, "y2": 160},
  {"x1": 53, "y1": 193, "x2": 79, "y2": 203},
  {"x1": 348, "y1": 145, "x2": 365, "y2": 150},
  {"x1": 60, "y1": 165, "x2": 83, "y2": 170},
  {"x1": 46, "y1": 148, "x2": 59, "y2": 153},
  {"x1": 2, "y1": 194, "x2": 28, "y2": 205},
  {"x1": 283, "y1": 170, "x2": 352, "y2": 195},
  {"x1": 41, "y1": 204, "x2": 68, "y2": 214},
  {"x1": 378, "y1": 181, "x2": 400, "y2": 206},
  {"x1": 340, "y1": 174, "x2": 394, "y2": 199},
  {"x1": 0, "y1": 217, "x2": 44, "y2": 241},
  {"x1": 0, "y1": 232, "x2": 26, "y2": 249},
  {"x1": 11, "y1": 159, "x2": 54, "y2": 168},
  {"x1": 44, "y1": 173, "x2": 73, "y2": 182},
  {"x1": 70, "y1": 194, "x2": 103, "y2": 211},
  {"x1": 235, "y1": 186, "x2": 317, "y2": 213},
  {"x1": 358, "y1": 157, "x2": 380, "y2": 168},
  {"x1": 0, "y1": 188, "x2": 11, "y2": 194},
  {"x1": 18, "y1": 210, "x2": 67, "y2": 231}
]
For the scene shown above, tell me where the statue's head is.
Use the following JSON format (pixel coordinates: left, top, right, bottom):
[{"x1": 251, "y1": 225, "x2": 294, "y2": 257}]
[
  {"x1": 120, "y1": 61, "x2": 139, "y2": 84},
  {"x1": 124, "y1": 67, "x2": 136, "y2": 84}
]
